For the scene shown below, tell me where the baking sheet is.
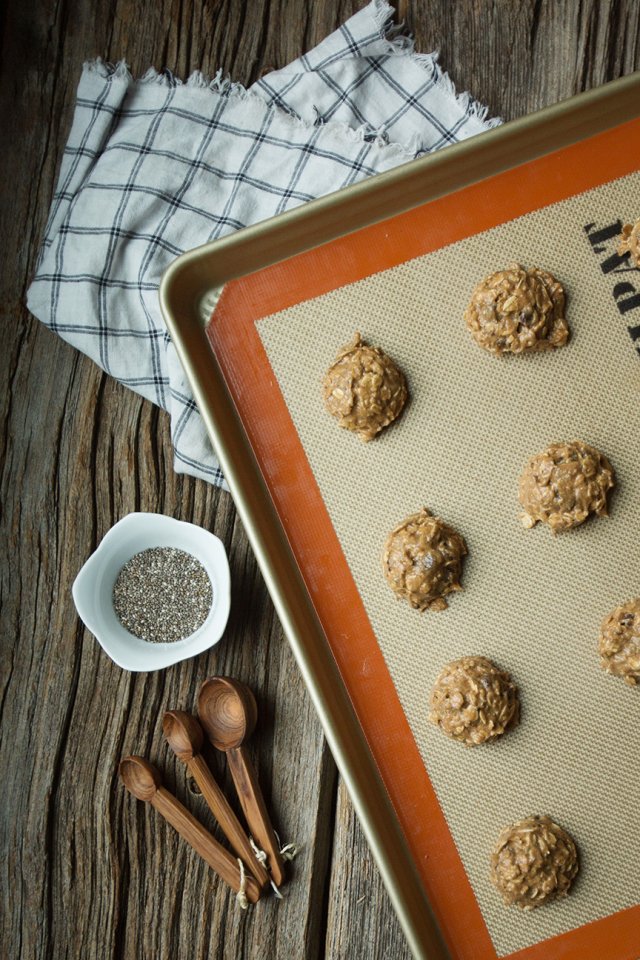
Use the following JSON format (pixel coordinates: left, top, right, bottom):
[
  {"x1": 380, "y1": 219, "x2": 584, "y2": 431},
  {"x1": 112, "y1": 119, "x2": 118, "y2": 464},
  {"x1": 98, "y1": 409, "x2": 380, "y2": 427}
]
[
  {"x1": 159, "y1": 93, "x2": 640, "y2": 959},
  {"x1": 255, "y1": 173, "x2": 640, "y2": 956}
]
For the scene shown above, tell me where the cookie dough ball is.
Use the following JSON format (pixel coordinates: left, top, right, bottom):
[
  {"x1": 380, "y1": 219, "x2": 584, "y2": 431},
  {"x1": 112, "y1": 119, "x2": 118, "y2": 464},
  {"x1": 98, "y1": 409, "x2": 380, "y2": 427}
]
[
  {"x1": 491, "y1": 816, "x2": 579, "y2": 910},
  {"x1": 598, "y1": 598, "x2": 640, "y2": 686},
  {"x1": 464, "y1": 264, "x2": 569, "y2": 356},
  {"x1": 429, "y1": 656, "x2": 519, "y2": 746},
  {"x1": 382, "y1": 508, "x2": 467, "y2": 612},
  {"x1": 618, "y1": 218, "x2": 640, "y2": 267},
  {"x1": 519, "y1": 440, "x2": 615, "y2": 534},
  {"x1": 322, "y1": 332, "x2": 408, "y2": 441}
]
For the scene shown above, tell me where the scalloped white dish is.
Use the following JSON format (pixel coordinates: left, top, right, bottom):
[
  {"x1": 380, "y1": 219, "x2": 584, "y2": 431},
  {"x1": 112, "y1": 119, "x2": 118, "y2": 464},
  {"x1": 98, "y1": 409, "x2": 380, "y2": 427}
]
[{"x1": 72, "y1": 513, "x2": 231, "y2": 671}]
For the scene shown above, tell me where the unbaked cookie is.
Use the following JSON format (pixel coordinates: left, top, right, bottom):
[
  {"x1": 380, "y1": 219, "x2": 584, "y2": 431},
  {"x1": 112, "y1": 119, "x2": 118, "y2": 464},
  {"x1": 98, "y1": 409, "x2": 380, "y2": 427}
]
[
  {"x1": 490, "y1": 815, "x2": 579, "y2": 910},
  {"x1": 322, "y1": 332, "x2": 408, "y2": 441},
  {"x1": 464, "y1": 264, "x2": 569, "y2": 356},
  {"x1": 598, "y1": 598, "x2": 640, "y2": 686},
  {"x1": 519, "y1": 440, "x2": 615, "y2": 534},
  {"x1": 382, "y1": 508, "x2": 467, "y2": 612},
  {"x1": 429, "y1": 656, "x2": 519, "y2": 746},
  {"x1": 618, "y1": 218, "x2": 640, "y2": 267}
]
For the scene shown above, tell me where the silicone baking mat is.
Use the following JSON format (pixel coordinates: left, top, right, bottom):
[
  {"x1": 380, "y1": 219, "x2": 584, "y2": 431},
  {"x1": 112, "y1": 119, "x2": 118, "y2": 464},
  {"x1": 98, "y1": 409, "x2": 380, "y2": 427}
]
[{"x1": 207, "y1": 119, "x2": 640, "y2": 960}]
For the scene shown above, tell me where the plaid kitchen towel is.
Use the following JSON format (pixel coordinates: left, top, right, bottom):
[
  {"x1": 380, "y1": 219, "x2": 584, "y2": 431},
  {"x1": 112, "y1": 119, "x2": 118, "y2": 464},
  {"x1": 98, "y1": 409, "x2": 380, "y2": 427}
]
[{"x1": 27, "y1": 0, "x2": 499, "y2": 486}]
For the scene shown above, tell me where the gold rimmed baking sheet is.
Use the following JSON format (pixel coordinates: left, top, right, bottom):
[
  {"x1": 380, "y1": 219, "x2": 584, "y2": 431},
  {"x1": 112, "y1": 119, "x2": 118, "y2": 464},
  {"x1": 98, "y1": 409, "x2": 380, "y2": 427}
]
[
  {"x1": 160, "y1": 75, "x2": 640, "y2": 960},
  {"x1": 255, "y1": 171, "x2": 640, "y2": 956}
]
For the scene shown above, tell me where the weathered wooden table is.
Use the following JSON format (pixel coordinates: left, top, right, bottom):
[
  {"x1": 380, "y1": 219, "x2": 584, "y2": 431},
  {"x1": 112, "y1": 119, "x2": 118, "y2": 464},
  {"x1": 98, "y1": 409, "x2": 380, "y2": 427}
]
[{"x1": 1, "y1": 3, "x2": 638, "y2": 957}]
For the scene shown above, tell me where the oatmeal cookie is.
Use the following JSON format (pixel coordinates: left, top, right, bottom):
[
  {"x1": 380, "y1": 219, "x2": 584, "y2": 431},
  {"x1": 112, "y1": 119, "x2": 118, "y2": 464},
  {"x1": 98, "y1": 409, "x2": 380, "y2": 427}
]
[
  {"x1": 322, "y1": 332, "x2": 407, "y2": 441},
  {"x1": 598, "y1": 598, "x2": 640, "y2": 686},
  {"x1": 382, "y1": 508, "x2": 466, "y2": 611},
  {"x1": 490, "y1": 815, "x2": 579, "y2": 910},
  {"x1": 519, "y1": 440, "x2": 614, "y2": 533},
  {"x1": 464, "y1": 264, "x2": 569, "y2": 356},
  {"x1": 429, "y1": 656, "x2": 519, "y2": 746},
  {"x1": 618, "y1": 218, "x2": 640, "y2": 267}
]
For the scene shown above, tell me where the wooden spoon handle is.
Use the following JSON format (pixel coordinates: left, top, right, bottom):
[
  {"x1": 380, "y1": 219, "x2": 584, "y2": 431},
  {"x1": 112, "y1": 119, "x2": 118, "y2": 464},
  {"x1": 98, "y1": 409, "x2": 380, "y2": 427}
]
[
  {"x1": 152, "y1": 786, "x2": 261, "y2": 903},
  {"x1": 187, "y1": 754, "x2": 270, "y2": 890},
  {"x1": 227, "y1": 746, "x2": 286, "y2": 886}
]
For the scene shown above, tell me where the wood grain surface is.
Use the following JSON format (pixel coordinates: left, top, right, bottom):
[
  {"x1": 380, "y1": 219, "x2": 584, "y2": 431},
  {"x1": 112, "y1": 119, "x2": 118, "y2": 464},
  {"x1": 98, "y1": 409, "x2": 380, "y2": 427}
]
[{"x1": 1, "y1": 2, "x2": 638, "y2": 959}]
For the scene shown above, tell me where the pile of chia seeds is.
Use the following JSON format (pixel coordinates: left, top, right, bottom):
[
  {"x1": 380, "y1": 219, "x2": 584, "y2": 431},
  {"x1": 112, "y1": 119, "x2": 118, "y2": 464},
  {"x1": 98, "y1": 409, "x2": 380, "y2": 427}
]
[{"x1": 112, "y1": 546, "x2": 213, "y2": 643}]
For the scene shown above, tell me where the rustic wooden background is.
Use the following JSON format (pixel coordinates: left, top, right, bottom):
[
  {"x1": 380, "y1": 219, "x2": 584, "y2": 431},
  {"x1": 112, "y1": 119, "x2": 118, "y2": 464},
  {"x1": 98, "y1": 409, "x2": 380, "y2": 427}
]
[{"x1": 1, "y1": 2, "x2": 639, "y2": 958}]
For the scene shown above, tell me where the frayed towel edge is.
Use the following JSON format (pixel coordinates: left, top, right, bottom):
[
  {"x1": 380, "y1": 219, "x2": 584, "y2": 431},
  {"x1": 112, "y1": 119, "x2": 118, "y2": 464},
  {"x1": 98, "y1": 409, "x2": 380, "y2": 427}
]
[{"x1": 84, "y1": 0, "x2": 500, "y2": 160}]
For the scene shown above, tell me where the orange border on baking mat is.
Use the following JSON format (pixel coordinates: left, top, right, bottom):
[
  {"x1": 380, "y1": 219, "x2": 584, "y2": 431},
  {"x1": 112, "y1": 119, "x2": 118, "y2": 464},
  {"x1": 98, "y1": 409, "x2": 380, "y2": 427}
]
[{"x1": 208, "y1": 118, "x2": 640, "y2": 960}]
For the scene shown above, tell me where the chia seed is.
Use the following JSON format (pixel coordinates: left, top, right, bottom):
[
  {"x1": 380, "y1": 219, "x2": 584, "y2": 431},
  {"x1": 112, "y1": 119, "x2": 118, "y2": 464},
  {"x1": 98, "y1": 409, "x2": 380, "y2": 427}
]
[{"x1": 112, "y1": 547, "x2": 213, "y2": 643}]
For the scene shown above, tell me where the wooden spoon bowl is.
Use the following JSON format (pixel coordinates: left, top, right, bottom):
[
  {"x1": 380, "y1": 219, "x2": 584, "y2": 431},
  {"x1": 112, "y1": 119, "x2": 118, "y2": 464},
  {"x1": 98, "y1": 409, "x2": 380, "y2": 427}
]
[
  {"x1": 162, "y1": 710, "x2": 204, "y2": 761},
  {"x1": 198, "y1": 677, "x2": 258, "y2": 751},
  {"x1": 119, "y1": 755, "x2": 162, "y2": 801}
]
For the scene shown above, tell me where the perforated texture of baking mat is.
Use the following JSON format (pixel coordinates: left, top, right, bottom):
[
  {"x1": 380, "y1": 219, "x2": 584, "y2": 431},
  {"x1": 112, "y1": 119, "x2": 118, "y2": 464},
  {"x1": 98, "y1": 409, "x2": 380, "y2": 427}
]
[{"x1": 256, "y1": 174, "x2": 640, "y2": 957}]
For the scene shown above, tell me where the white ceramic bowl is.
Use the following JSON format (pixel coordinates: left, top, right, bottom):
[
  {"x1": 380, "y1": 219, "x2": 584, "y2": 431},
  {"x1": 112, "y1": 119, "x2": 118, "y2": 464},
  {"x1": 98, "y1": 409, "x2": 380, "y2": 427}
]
[{"x1": 72, "y1": 513, "x2": 231, "y2": 671}]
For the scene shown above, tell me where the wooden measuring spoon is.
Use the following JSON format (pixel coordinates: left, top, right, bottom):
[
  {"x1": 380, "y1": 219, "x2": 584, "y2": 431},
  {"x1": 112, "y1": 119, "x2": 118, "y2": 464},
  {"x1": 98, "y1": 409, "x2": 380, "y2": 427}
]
[
  {"x1": 162, "y1": 710, "x2": 269, "y2": 891},
  {"x1": 198, "y1": 678, "x2": 286, "y2": 886},
  {"x1": 119, "y1": 756, "x2": 261, "y2": 903}
]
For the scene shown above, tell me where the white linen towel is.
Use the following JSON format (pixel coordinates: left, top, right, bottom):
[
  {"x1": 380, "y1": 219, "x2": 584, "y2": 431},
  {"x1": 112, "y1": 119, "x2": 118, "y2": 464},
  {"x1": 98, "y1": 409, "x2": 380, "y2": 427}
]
[{"x1": 27, "y1": 0, "x2": 499, "y2": 486}]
